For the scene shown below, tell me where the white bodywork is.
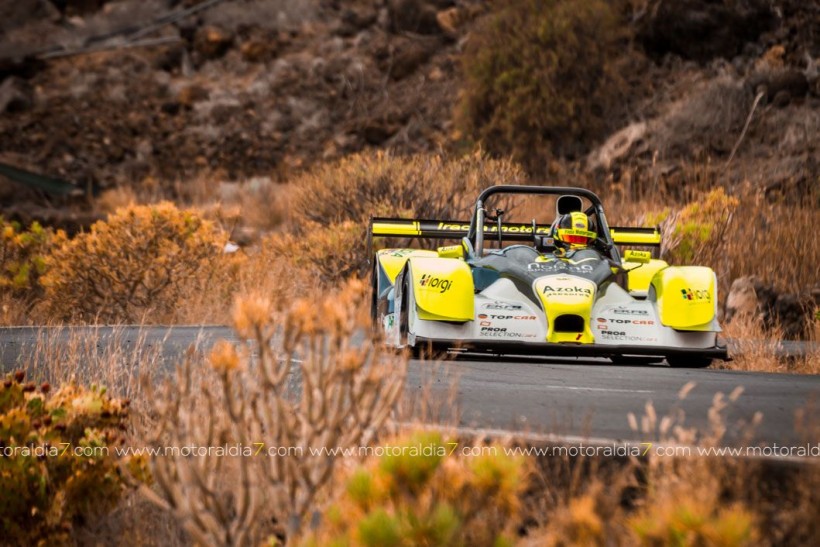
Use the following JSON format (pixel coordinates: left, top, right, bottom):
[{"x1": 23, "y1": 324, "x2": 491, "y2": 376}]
[{"x1": 386, "y1": 276, "x2": 720, "y2": 352}]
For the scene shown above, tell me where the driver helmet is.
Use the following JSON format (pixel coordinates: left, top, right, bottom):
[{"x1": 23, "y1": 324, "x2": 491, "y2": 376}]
[{"x1": 552, "y1": 212, "x2": 596, "y2": 249}]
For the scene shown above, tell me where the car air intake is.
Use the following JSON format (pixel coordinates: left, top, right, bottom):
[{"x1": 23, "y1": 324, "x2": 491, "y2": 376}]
[{"x1": 553, "y1": 314, "x2": 584, "y2": 333}]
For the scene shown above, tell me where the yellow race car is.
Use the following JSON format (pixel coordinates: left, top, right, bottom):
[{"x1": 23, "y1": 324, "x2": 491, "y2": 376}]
[{"x1": 369, "y1": 185, "x2": 729, "y2": 367}]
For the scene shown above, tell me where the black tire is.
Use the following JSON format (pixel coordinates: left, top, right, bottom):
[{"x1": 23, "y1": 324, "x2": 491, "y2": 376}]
[
  {"x1": 666, "y1": 356, "x2": 713, "y2": 368},
  {"x1": 610, "y1": 355, "x2": 663, "y2": 365},
  {"x1": 398, "y1": 273, "x2": 413, "y2": 352},
  {"x1": 370, "y1": 263, "x2": 379, "y2": 323},
  {"x1": 398, "y1": 272, "x2": 444, "y2": 360}
]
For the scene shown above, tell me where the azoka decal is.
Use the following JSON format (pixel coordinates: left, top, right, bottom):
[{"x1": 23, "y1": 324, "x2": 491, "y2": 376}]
[
  {"x1": 681, "y1": 288, "x2": 711, "y2": 301},
  {"x1": 542, "y1": 285, "x2": 592, "y2": 295},
  {"x1": 419, "y1": 274, "x2": 453, "y2": 293},
  {"x1": 481, "y1": 302, "x2": 524, "y2": 311}
]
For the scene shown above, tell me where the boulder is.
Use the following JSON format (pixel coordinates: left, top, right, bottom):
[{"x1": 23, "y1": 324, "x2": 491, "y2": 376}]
[
  {"x1": 638, "y1": 0, "x2": 775, "y2": 62},
  {"x1": 725, "y1": 276, "x2": 814, "y2": 339}
]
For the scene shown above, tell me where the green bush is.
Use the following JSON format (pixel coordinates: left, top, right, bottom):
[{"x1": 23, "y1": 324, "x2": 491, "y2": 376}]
[
  {"x1": 457, "y1": 0, "x2": 631, "y2": 171},
  {"x1": 0, "y1": 218, "x2": 57, "y2": 303},
  {"x1": 0, "y1": 371, "x2": 147, "y2": 545},
  {"x1": 303, "y1": 431, "x2": 529, "y2": 546},
  {"x1": 646, "y1": 188, "x2": 739, "y2": 266}
]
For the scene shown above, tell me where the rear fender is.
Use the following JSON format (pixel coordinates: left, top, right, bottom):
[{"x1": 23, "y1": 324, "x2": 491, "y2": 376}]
[
  {"x1": 408, "y1": 257, "x2": 474, "y2": 322},
  {"x1": 650, "y1": 266, "x2": 718, "y2": 330}
]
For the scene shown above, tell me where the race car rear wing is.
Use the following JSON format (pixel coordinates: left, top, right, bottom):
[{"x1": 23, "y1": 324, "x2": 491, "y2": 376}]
[{"x1": 369, "y1": 217, "x2": 661, "y2": 246}]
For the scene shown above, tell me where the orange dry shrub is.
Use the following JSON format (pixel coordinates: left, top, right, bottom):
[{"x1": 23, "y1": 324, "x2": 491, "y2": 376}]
[
  {"x1": 292, "y1": 150, "x2": 527, "y2": 226},
  {"x1": 264, "y1": 220, "x2": 364, "y2": 281},
  {"x1": 39, "y1": 202, "x2": 227, "y2": 324},
  {"x1": 285, "y1": 151, "x2": 527, "y2": 283}
]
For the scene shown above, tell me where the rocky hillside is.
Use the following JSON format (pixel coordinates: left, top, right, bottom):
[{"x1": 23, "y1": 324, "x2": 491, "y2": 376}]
[{"x1": 0, "y1": 0, "x2": 817, "y2": 222}]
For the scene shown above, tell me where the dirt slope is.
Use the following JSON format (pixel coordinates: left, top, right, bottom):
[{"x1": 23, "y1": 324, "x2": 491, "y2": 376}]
[{"x1": 0, "y1": 0, "x2": 817, "y2": 221}]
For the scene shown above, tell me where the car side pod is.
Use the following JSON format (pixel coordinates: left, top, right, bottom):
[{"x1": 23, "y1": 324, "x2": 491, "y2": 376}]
[
  {"x1": 407, "y1": 257, "x2": 474, "y2": 322},
  {"x1": 651, "y1": 266, "x2": 718, "y2": 331}
]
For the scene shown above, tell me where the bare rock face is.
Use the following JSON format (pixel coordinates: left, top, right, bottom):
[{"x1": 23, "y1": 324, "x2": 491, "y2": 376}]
[
  {"x1": 0, "y1": 77, "x2": 33, "y2": 113},
  {"x1": 725, "y1": 276, "x2": 815, "y2": 340},
  {"x1": 638, "y1": 0, "x2": 775, "y2": 62},
  {"x1": 0, "y1": 1, "x2": 60, "y2": 34},
  {"x1": 725, "y1": 276, "x2": 764, "y2": 322}
]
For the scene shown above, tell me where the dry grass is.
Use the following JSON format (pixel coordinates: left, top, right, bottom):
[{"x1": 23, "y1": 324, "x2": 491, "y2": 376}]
[
  {"x1": 139, "y1": 281, "x2": 407, "y2": 544},
  {"x1": 720, "y1": 316, "x2": 819, "y2": 374}
]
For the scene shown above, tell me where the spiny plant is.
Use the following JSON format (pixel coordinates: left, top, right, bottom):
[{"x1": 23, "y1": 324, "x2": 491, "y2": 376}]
[
  {"x1": 0, "y1": 371, "x2": 147, "y2": 545},
  {"x1": 302, "y1": 430, "x2": 529, "y2": 547},
  {"x1": 142, "y1": 280, "x2": 407, "y2": 545},
  {"x1": 39, "y1": 202, "x2": 227, "y2": 323}
]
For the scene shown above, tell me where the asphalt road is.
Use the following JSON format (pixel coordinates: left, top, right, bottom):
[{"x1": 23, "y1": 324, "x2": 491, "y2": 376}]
[{"x1": 1, "y1": 326, "x2": 818, "y2": 449}]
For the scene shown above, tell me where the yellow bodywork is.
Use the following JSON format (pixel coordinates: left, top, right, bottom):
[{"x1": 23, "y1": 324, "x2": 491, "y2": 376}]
[
  {"x1": 610, "y1": 228, "x2": 662, "y2": 246},
  {"x1": 409, "y1": 257, "x2": 474, "y2": 322},
  {"x1": 624, "y1": 258, "x2": 669, "y2": 293},
  {"x1": 652, "y1": 266, "x2": 716, "y2": 330},
  {"x1": 376, "y1": 249, "x2": 437, "y2": 283},
  {"x1": 534, "y1": 276, "x2": 596, "y2": 344}
]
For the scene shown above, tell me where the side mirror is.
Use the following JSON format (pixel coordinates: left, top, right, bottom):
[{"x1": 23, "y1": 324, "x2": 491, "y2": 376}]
[
  {"x1": 623, "y1": 250, "x2": 651, "y2": 264},
  {"x1": 437, "y1": 245, "x2": 464, "y2": 259}
]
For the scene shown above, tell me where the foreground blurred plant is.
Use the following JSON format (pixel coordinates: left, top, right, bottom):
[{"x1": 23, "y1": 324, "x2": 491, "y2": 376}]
[
  {"x1": 0, "y1": 371, "x2": 146, "y2": 544},
  {"x1": 626, "y1": 383, "x2": 760, "y2": 547},
  {"x1": 40, "y1": 202, "x2": 227, "y2": 323},
  {"x1": 142, "y1": 281, "x2": 407, "y2": 545},
  {"x1": 302, "y1": 430, "x2": 529, "y2": 546}
]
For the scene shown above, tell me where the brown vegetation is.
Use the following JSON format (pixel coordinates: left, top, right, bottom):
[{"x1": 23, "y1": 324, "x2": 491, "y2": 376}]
[
  {"x1": 457, "y1": 0, "x2": 636, "y2": 170},
  {"x1": 39, "y1": 202, "x2": 227, "y2": 324},
  {"x1": 141, "y1": 282, "x2": 407, "y2": 544},
  {"x1": 0, "y1": 1, "x2": 818, "y2": 544}
]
